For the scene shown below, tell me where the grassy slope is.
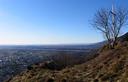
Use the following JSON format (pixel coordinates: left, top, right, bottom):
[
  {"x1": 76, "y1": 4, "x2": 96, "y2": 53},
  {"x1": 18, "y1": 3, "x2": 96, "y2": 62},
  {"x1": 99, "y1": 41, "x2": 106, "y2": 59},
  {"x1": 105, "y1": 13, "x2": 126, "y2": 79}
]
[{"x1": 6, "y1": 42, "x2": 128, "y2": 82}]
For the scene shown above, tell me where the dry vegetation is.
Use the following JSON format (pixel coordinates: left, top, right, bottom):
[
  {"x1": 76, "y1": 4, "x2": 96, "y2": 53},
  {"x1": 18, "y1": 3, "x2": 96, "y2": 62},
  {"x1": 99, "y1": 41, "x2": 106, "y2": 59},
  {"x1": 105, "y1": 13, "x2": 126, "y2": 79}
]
[{"x1": 5, "y1": 36, "x2": 128, "y2": 82}]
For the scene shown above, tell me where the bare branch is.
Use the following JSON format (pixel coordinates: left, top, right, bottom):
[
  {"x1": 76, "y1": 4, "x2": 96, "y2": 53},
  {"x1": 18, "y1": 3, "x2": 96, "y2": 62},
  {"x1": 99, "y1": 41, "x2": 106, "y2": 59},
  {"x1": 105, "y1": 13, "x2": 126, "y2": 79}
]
[{"x1": 92, "y1": 7, "x2": 128, "y2": 48}]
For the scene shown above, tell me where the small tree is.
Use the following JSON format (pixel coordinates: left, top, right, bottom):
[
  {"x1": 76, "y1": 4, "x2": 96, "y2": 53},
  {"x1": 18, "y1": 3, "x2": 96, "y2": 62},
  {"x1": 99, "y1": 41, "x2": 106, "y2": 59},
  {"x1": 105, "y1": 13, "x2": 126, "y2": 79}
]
[{"x1": 92, "y1": 7, "x2": 128, "y2": 48}]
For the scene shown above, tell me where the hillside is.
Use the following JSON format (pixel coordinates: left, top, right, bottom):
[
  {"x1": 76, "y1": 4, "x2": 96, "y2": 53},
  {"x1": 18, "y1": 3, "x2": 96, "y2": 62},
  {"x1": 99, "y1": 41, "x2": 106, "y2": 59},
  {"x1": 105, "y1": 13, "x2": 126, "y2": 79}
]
[{"x1": 6, "y1": 33, "x2": 128, "y2": 82}]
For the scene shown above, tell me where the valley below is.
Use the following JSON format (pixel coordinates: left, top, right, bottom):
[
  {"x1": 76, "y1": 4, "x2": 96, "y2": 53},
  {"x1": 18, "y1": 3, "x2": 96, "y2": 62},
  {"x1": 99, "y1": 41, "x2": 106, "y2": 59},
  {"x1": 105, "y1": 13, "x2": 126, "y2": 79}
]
[{"x1": 0, "y1": 45, "x2": 100, "y2": 82}]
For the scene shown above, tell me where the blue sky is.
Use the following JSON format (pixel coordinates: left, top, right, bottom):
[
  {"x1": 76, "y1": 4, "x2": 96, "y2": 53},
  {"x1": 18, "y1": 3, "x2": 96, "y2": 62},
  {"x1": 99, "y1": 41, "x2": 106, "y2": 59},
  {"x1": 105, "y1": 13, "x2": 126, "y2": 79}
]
[{"x1": 0, "y1": 0, "x2": 127, "y2": 45}]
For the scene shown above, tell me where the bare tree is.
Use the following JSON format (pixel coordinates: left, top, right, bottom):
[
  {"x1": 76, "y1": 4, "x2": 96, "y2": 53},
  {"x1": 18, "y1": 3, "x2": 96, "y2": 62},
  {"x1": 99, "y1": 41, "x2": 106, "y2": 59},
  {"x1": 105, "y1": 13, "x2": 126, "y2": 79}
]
[{"x1": 92, "y1": 7, "x2": 128, "y2": 48}]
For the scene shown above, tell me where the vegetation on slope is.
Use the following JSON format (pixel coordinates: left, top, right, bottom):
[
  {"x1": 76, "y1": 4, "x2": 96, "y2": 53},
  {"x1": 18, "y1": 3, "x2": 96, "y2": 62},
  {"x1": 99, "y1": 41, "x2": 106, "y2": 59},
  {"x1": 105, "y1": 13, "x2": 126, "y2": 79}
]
[
  {"x1": 5, "y1": 32, "x2": 128, "y2": 82},
  {"x1": 6, "y1": 38, "x2": 128, "y2": 82}
]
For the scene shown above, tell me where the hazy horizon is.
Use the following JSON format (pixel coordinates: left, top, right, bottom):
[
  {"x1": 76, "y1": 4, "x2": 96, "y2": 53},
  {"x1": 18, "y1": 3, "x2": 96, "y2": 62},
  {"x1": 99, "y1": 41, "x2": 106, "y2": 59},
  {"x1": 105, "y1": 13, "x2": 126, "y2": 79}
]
[{"x1": 0, "y1": 0, "x2": 128, "y2": 45}]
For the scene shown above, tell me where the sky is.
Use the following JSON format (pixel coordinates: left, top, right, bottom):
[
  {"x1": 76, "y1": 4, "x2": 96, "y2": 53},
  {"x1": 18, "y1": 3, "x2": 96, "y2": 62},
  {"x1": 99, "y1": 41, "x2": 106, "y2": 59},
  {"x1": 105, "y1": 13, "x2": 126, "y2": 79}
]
[{"x1": 0, "y1": 0, "x2": 128, "y2": 45}]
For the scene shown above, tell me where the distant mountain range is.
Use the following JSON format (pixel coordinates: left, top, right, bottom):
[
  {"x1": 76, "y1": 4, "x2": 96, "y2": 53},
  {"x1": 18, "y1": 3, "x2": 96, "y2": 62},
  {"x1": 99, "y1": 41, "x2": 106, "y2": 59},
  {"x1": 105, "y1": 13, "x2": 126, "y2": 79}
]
[
  {"x1": 2, "y1": 32, "x2": 128, "y2": 51},
  {"x1": 0, "y1": 42, "x2": 105, "y2": 50}
]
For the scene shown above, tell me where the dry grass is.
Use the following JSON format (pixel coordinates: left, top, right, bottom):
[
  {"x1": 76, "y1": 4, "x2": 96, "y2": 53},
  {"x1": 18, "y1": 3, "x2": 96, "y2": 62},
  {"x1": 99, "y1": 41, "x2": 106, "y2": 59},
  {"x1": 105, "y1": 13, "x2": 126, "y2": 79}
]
[{"x1": 6, "y1": 42, "x2": 128, "y2": 82}]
